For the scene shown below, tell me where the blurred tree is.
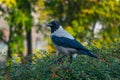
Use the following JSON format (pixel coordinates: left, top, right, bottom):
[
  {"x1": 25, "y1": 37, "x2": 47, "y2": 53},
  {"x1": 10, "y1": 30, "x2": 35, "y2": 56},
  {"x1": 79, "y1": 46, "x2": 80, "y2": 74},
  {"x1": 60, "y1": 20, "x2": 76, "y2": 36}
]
[
  {"x1": 44, "y1": 0, "x2": 120, "y2": 44},
  {"x1": 16, "y1": 0, "x2": 33, "y2": 62},
  {"x1": 0, "y1": 0, "x2": 33, "y2": 62}
]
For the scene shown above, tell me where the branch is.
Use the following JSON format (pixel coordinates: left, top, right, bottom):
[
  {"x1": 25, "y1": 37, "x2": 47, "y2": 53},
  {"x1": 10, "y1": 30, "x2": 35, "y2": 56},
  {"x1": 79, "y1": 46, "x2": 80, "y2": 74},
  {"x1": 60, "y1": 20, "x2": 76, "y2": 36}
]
[{"x1": 0, "y1": 37, "x2": 8, "y2": 45}]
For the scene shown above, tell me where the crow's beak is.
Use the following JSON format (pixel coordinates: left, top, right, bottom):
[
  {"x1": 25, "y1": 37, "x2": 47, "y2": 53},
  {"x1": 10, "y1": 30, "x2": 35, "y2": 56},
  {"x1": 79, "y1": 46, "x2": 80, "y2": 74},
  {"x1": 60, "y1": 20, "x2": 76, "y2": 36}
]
[{"x1": 46, "y1": 23, "x2": 52, "y2": 27}]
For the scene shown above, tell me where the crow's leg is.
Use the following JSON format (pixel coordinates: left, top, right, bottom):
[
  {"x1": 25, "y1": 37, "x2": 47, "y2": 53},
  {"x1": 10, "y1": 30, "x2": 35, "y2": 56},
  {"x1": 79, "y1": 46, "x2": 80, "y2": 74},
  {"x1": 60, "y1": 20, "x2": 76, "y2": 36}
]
[
  {"x1": 49, "y1": 55, "x2": 67, "y2": 65},
  {"x1": 69, "y1": 54, "x2": 73, "y2": 64}
]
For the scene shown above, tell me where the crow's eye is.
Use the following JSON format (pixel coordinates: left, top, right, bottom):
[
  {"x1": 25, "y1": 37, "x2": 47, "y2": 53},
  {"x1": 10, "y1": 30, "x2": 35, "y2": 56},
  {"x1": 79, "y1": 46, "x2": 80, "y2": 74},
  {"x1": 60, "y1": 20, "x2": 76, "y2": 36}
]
[{"x1": 52, "y1": 22, "x2": 56, "y2": 26}]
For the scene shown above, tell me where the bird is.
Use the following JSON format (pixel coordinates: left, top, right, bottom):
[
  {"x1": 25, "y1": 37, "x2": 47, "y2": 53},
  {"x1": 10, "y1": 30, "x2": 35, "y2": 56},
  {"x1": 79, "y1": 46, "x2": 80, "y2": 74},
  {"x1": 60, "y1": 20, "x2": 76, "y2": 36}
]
[{"x1": 46, "y1": 20, "x2": 98, "y2": 64}]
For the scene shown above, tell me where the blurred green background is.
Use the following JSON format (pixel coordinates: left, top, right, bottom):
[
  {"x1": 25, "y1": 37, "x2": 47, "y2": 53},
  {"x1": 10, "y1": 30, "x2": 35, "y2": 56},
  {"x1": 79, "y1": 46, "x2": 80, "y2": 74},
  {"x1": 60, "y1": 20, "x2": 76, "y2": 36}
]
[
  {"x1": 0, "y1": 0, "x2": 120, "y2": 80},
  {"x1": 0, "y1": 0, "x2": 120, "y2": 58}
]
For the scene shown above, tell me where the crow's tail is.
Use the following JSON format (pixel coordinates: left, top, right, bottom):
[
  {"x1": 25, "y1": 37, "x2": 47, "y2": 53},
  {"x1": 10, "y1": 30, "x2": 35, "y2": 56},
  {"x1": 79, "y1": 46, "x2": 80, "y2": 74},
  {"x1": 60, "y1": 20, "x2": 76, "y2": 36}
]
[
  {"x1": 87, "y1": 52, "x2": 98, "y2": 58},
  {"x1": 78, "y1": 50, "x2": 98, "y2": 58}
]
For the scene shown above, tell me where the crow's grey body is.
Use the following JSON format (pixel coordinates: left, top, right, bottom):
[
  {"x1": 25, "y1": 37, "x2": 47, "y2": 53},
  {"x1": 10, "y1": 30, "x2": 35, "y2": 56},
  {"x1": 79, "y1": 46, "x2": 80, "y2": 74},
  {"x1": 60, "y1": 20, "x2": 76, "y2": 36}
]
[
  {"x1": 51, "y1": 26, "x2": 77, "y2": 55},
  {"x1": 51, "y1": 26, "x2": 74, "y2": 39}
]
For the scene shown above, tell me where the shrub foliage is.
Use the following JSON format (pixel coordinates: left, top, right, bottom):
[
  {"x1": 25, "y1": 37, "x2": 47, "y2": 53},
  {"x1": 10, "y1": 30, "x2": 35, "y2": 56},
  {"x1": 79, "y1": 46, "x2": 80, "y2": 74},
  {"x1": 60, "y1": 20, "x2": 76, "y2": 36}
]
[{"x1": 0, "y1": 42, "x2": 120, "y2": 80}]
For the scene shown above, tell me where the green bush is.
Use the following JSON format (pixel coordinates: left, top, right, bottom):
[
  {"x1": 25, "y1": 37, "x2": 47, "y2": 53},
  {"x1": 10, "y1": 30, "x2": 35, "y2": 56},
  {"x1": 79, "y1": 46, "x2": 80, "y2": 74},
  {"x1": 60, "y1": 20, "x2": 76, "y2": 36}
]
[{"x1": 0, "y1": 42, "x2": 120, "y2": 80}]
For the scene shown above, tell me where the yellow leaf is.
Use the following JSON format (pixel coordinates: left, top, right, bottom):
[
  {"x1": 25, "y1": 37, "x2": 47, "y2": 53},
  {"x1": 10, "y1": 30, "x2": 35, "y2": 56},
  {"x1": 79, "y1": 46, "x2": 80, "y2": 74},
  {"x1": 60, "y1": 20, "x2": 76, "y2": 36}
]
[
  {"x1": 51, "y1": 72, "x2": 58, "y2": 78},
  {"x1": 4, "y1": 74, "x2": 9, "y2": 80},
  {"x1": 82, "y1": 9, "x2": 94, "y2": 14},
  {"x1": 0, "y1": 0, "x2": 16, "y2": 8}
]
